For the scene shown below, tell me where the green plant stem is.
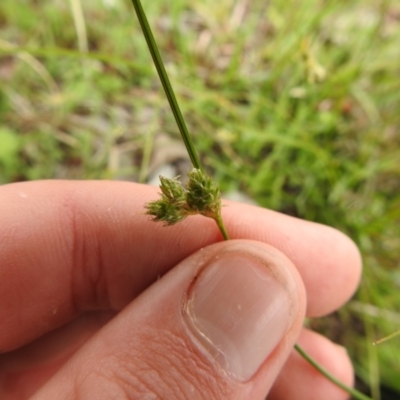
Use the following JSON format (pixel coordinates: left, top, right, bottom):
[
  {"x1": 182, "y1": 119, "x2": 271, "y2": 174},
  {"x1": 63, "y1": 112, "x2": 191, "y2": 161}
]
[
  {"x1": 215, "y1": 213, "x2": 230, "y2": 240},
  {"x1": 294, "y1": 344, "x2": 373, "y2": 400},
  {"x1": 213, "y1": 212, "x2": 371, "y2": 399},
  {"x1": 130, "y1": 3, "x2": 370, "y2": 399},
  {"x1": 130, "y1": 0, "x2": 202, "y2": 171},
  {"x1": 373, "y1": 329, "x2": 400, "y2": 345}
]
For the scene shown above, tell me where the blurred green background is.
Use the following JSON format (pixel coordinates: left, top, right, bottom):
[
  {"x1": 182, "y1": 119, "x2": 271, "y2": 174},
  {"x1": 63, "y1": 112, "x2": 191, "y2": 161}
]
[{"x1": 0, "y1": 0, "x2": 399, "y2": 397}]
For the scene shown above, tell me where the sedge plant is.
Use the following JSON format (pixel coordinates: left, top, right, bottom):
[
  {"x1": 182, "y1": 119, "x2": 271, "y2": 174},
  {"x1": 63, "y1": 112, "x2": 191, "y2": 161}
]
[{"x1": 130, "y1": 1, "x2": 372, "y2": 399}]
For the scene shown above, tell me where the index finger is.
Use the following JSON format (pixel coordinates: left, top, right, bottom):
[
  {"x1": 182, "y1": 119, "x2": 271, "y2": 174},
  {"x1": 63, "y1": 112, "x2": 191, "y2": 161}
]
[{"x1": 0, "y1": 180, "x2": 361, "y2": 351}]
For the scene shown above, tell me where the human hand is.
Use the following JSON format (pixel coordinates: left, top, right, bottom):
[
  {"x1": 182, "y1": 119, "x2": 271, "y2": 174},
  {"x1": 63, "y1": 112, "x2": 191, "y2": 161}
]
[{"x1": 0, "y1": 180, "x2": 361, "y2": 399}]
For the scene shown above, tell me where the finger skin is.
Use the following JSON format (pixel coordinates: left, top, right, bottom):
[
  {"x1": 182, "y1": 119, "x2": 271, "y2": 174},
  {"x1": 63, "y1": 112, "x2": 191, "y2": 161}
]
[
  {"x1": 268, "y1": 329, "x2": 354, "y2": 400},
  {"x1": 0, "y1": 311, "x2": 115, "y2": 399},
  {"x1": 31, "y1": 241, "x2": 306, "y2": 400},
  {"x1": 0, "y1": 180, "x2": 361, "y2": 351}
]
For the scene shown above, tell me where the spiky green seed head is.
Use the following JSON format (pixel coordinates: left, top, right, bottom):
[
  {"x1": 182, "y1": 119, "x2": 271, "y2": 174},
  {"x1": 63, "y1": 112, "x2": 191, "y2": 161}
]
[
  {"x1": 159, "y1": 176, "x2": 186, "y2": 203},
  {"x1": 146, "y1": 169, "x2": 222, "y2": 225},
  {"x1": 145, "y1": 196, "x2": 187, "y2": 225},
  {"x1": 185, "y1": 168, "x2": 221, "y2": 218}
]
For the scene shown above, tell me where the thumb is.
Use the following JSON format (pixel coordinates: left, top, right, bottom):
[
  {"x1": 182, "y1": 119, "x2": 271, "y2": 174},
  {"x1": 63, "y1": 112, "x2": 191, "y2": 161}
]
[{"x1": 32, "y1": 240, "x2": 306, "y2": 399}]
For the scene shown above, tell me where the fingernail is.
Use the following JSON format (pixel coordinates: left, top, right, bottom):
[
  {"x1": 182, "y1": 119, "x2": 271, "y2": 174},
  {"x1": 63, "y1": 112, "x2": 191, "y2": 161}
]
[{"x1": 184, "y1": 243, "x2": 298, "y2": 381}]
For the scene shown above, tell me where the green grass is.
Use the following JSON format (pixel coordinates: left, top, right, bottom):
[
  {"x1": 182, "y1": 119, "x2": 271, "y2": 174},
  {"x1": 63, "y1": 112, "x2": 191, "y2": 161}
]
[{"x1": 1, "y1": 0, "x2": 400, "y2": 397}]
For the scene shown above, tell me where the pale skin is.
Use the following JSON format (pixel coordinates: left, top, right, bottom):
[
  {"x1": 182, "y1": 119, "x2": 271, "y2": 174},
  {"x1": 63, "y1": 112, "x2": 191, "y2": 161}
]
[{"x1": 0, "y1": 180, "x2": 361, "y2": 399}]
